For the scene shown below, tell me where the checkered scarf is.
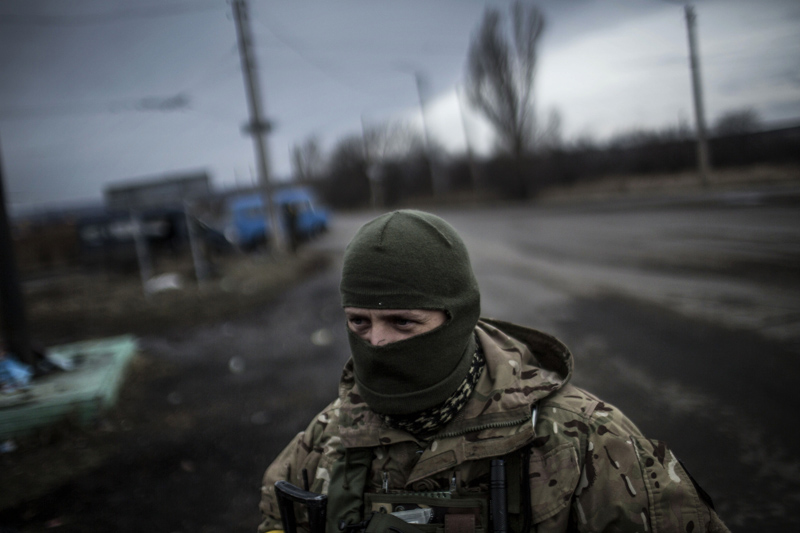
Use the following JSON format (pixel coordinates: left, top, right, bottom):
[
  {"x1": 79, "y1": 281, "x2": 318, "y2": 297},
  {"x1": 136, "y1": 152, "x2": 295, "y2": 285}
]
[{"x1": 379, "y1": 337, "x2": 485, "y2": 439}]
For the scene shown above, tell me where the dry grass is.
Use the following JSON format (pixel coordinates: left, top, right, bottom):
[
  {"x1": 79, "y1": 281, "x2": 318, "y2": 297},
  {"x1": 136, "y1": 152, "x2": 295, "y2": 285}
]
[
  {"x1": 23, "y1": 249, "x2": 331, "y2": 346},
  {"x1": 537, "y1": 164, "x2": 800, "y2": 204}
]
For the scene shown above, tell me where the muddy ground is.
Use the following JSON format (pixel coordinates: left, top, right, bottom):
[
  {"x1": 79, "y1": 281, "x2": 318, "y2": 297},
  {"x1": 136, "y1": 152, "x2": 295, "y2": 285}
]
[
  {"x1": 2, "y1": 165, "x2": 798, "y2": 532},
  {"x1": 0, "y1": 249, "x2": 345, "y2": 533}
]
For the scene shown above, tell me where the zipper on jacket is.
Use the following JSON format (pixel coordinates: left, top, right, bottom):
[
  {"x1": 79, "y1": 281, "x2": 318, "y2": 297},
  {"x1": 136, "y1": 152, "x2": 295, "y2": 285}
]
[
  {"x1": 435, "y1": 416, "x2": 529, "y2": 440},
  {"x1": 382, "y1": 471, "x2": 389, "y2": 493}
]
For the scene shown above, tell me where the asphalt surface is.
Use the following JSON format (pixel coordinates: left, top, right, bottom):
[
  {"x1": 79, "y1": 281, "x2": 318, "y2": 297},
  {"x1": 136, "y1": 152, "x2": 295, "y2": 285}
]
[
  {"x1": 3, "y1": 190, "x2": 798, "y2": 532},
  {"x1": 319, "y1": 193, "x2": 800, "y2": 530}
]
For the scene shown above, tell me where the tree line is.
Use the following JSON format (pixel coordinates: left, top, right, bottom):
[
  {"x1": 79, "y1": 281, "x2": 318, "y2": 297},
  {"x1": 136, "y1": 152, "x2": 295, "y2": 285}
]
[{"x1": 292, "y1": 2, "x2": 799, "y2": 208}]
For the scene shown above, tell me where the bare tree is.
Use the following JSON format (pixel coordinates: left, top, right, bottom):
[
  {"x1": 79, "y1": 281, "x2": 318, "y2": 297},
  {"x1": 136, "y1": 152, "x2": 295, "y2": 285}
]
[
  {"x1": 362, "y1": 120, "x2": 423, "y2": 162},
  {"x1": 290, "y1": 135, "x2": 325, "y2": 182},
  {"x1": 713, "y1": 108, "x2": 761, "y2": 136},
  {"x1": 466, "y1": 1, "x2": 545, "y2": 158},
  {"x1": 535, "y1": 107, "x2": 562, "y2": 153},
  {"x1": 322, "y1": 134, "x2": 371, "y2": 208}
]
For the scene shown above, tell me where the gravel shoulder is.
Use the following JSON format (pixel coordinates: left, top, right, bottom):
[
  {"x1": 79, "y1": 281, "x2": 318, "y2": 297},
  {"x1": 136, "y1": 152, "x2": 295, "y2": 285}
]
[{"x1": 0, "y1": 248, "x2": 337, "y2": 532}]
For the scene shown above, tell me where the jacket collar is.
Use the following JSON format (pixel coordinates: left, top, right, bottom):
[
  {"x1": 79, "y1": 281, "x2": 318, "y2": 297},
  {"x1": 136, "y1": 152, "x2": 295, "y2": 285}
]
[{"x1": 336, "y1": 319, "x2": 573, "y2": 482}]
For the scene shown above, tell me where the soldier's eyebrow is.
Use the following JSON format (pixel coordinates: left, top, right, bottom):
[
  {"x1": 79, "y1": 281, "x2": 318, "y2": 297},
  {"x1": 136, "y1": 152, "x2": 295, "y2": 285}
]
[{"x1": 383, "y1": 310, "x2": 429, "y2": 321}]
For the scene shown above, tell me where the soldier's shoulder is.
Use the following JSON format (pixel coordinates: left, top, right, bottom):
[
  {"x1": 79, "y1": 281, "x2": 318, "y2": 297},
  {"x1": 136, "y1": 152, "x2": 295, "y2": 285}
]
[
  {"x1": 301, "y1": 397, "x2": 345, "y2": 441},
  {"x1": 540, "y1": 383, "x2": 603, "y2": 418},
  {"x1": 539, "y1": 384, "x2": 643, "y2": 438}
]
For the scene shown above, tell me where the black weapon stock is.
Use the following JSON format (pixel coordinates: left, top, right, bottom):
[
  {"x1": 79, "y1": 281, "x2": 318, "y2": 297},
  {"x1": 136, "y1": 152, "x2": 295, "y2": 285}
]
[
  {"x1": 490, "y1": 459, "x2": 508, "y2": 533},
  {"x1": 275, "y1": 480, "x2": 328, "y2": 533}
]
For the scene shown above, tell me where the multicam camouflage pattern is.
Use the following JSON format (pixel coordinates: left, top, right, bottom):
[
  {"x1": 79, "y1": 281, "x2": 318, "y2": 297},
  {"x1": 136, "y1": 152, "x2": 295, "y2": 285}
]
[{"x1": 259, "y1": 319, "x2": 729, "y2": 533}]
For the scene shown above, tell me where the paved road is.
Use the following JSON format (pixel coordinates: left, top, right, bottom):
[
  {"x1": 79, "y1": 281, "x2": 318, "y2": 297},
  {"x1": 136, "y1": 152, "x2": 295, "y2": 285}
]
[
  {"x1": 311, "y1": 195, "x2": 800, "y2": 531},
  {"x1": 9, "y1": 195, "x2": 796, "y2": 532}
]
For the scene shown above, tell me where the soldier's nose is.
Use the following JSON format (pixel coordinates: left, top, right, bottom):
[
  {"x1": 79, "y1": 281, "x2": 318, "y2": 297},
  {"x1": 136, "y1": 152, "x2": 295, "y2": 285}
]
[
  {"x1": 368, "y1": 333, "x2": 387, "y2": 346},
  {"x1": 368, "y1": 325, "x2": 389, "y2": 346}
]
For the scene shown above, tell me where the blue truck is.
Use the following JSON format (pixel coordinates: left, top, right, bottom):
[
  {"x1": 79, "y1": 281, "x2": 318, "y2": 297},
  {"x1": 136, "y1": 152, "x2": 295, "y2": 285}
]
[{"x1": 226, "y1": 188, "x2": 329, "y2": 250}]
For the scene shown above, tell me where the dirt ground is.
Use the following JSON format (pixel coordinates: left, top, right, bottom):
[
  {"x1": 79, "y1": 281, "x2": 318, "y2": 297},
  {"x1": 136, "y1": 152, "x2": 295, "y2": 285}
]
[
  {"x1": 0, "y1": 247, "x2": 341, "y2": 533},
  {"x1": 18, "y1": 249, "x2": 331, "y2": 347},
  {"x1": 2, "y1": 164, "x2": 798, "y2": 532}
]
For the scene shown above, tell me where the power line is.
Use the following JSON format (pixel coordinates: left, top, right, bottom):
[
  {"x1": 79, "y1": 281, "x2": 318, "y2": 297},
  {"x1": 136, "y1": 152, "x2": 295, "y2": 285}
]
[
  {"x1": 0, "y1": 1, "x2": 223, "y2": 27},
  {"x1": 0, "y1": 94, "x2": 192, "y2": 120},
  {"x1": 249, "y1": 13, "x2": 373, "y2": 97},
  {"x1": 0, "y1": 100, "x2": 141, "y2": 120},
  {"x1": 176, "y1": 45, "x2": 241, "y2": 93}
]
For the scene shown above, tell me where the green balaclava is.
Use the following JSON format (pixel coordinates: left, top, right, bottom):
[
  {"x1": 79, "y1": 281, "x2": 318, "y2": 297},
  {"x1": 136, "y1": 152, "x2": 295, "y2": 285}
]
[{"x1": 340, "y1": 210, "x2": 481, "y2": 415}]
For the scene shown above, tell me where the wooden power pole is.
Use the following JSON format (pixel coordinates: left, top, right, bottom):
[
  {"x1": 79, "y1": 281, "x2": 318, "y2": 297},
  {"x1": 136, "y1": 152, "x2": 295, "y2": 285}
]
[
  {"x1": 685, "y1": 4, "x2": 711, "y2": 187},
  {"x1": 0, "y1": 136, "x2": 34, "y2": 366},
  {"x1": 413, "y1": 71, "x2": 443, "y2": 200},
  {"x1": 232, "y1": 0, "x2": 285, "y2": 253}
]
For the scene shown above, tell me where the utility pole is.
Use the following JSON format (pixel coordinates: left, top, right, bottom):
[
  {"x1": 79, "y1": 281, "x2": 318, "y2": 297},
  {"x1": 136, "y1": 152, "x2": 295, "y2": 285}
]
[
  {"x1": 0, "y1": 136, "x2": 33, "y2": 367},
  {"x1": 130, "y1": 211, "x2": 153, "y2": 299},
  {"x1": 456, "y1": 85, "x2": 480, "y2": 198},
  {"x1": 183, "y1": 200, "x2": 210, "y2": 289},
  {"x1": 412, "y1": 71, "x2": 442, "y2": 200},
  {"x1": 360, "y1": 115, "x2": 380, "y2": 209},
  {"x1": 232, "y1": 0, "x2": 285, "y2": 253},
  {"x1": 684, "y1": 4, "x2": 711, "y2": 187}
]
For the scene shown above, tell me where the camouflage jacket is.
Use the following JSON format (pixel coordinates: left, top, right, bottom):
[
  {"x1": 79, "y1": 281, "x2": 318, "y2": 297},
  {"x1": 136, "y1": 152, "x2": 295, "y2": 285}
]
[{"x1": 259, "y1": 319, "x2": 728, "y2": 533}]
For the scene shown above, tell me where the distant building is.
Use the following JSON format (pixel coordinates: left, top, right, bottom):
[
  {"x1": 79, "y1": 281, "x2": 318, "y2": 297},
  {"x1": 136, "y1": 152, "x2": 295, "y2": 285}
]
[{"x1": 104, "y1": 170, "x2": 211, "y2": 211}]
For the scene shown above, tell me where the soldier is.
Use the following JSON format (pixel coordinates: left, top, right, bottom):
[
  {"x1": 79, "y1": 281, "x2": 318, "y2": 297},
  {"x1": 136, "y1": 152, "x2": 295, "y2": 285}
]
[{"x1": 258, "y1": 210, "x2": 729, "y2": 533}]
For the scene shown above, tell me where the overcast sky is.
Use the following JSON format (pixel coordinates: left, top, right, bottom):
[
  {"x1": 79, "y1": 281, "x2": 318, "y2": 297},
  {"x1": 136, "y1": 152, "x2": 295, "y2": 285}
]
[{"x1": 1, "y1": 0, "x2": 798, "y2": 214}]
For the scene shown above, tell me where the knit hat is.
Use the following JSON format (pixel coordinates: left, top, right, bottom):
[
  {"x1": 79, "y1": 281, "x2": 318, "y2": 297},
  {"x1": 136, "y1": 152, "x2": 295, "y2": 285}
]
[{"x1": 340, "y1": 210, "x2": 481, "y2": 415}]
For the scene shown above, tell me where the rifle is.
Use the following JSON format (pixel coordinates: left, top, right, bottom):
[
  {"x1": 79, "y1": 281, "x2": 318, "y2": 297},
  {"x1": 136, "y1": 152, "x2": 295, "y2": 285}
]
[
  {"x1": 490, "y1": 459, "x2": 508, "y2": 533},
  {"x1": 275, "y1": 480, "x2": 328, "y2": 533},
  {"x1": 274, "y1": 458, "x2": 510, "y2": 533}
]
